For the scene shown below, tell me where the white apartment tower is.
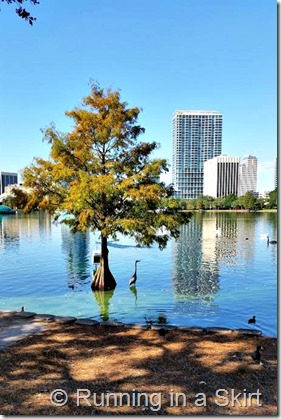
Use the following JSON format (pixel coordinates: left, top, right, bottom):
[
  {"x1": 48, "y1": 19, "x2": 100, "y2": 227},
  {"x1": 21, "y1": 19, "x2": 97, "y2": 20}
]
[
  {"x1": 238, "y1": 155, "x2": 258, "y2": 197},
  {"x1": 172, "y1": 110, "x2": 223, "y2": 199},
  {"x1": 203, "y1": 155, "x2": 240, "y2": 198}
]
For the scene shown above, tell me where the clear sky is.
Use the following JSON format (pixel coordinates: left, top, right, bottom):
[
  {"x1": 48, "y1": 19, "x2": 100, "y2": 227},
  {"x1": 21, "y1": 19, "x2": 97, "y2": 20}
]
[{"x1": 0, "y1": 0, "x2": 277, "y2": 192}]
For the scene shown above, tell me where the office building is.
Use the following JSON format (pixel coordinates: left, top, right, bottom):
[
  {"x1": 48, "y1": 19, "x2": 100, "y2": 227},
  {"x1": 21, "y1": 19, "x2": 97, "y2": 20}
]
[
  {"x1": 0, "y1": 172, "x2": 18, "y2": 194},
  {"x1": 238, "y1": 155, "x2": 257, "y2": 197},
  {"x1": 203, "y1": 155, "x2": 240, "y2": 198},
  {"x1": 172, "y1": 110, "x2": 223, "y2": 199}
]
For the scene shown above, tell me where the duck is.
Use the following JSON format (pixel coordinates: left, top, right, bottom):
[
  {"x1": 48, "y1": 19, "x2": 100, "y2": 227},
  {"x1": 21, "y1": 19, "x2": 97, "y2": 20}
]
[
  {"x1": 215, "y1": 228, "x2": 221, "y2": 237},
  {"x1": 158, "y1": 327, "x2": 168, "y2": 337},
  {"x1": 248, "y1": 316, "x2": 256, "y2": 324},
  {"x1": 267, "y1": 235, "x2": 277, "y2": 245},
  {"x1": 251, "y1": 345, "x2": 263, "y2": 363}
]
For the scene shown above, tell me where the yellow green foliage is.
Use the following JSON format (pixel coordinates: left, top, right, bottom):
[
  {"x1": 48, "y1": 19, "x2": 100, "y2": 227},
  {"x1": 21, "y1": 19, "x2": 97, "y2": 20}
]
[{"x1": 23, "y1": 82, "x2": 191, "y2": 249}]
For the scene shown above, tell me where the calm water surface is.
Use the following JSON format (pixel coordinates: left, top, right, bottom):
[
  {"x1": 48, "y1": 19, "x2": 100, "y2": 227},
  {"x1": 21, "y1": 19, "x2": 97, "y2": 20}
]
[{"x1": 0, "y1": 211, "x2": 277, "y2": 336}]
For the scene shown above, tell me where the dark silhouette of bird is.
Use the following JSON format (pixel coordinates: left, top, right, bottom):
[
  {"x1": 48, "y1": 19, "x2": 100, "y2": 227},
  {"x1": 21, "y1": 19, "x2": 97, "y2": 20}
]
[
  {"x1": 267, "y1": 235, "x2": 277, "y2": 245},
  {"x1": 129, "y1": 260, "x2": 141, "y2": 286},
  {"x1": 158, "y1": 327, "x2": 168, "y2": 337},
  {"x1": 68, "y1": 284, "x2": 75, "y2": 290},
  {"x1": 251, "y1": 345, "x2": 263, "y2": 363},
  {"x1": 248, "y1": 316, "x2": 256, "y2": 324},
  {"x1": 245, "y1": 237, "x2": 249, "y2": 240},
  {"x1": 21, "y1": 306, "x2": 25, "y2": 312}
]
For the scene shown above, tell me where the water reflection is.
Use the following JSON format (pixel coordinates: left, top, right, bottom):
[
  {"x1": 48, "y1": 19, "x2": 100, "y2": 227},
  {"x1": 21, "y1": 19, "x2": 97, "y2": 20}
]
[
  {"x1": 210, "y1": 212, "x2": 258, "y2": 267},
  {"x1": 172, "y1": 214, "x2": 220, "y2": 298},
  {"x1": 60, "y1": 225, "x2": 90, "y2": 287},
  {"x1": 129, "y1": 285, "x2": 138, "y2": 305},
  {"x1": 92, "y1": 289, "x2": 115, "y2": 321},
  {"x1": 0, "y1": 212, "x2": 52, "y2": 250},
  {"x1": 0, "y1": 215, "x2": 20, "y2": 249},
  {"x1": 0, "y1": 211, "x2": 277, "y2": 336}
]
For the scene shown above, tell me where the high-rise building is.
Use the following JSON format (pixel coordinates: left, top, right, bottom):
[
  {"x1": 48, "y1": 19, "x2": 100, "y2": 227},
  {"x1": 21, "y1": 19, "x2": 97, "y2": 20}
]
[
  {"x1": 203, "y1": 155, "x2": 240, "y2": 198},
  {"x1": 0, "y1": 172, "x2": 18, "y2": 194},
  {"x1": 238, "y1": 155, "x2": 257, "y2": 197},
  {"x1": 172, "y1": 110, "x2": 223, "y2": 199}
]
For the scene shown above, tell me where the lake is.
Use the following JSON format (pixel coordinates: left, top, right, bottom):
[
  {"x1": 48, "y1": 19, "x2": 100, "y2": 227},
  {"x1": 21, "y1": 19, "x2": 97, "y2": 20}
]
[{"x1": 0, "y1": 211, "x2": 277, "y2": 336}]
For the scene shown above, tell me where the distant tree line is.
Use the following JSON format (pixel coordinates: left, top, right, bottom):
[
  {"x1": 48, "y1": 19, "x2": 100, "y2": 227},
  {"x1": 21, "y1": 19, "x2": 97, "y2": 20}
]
[
  {"x1": 1, "y1": 187, "x2": 278, "y2": 212},
  {"x1": 159, "y1": 189, "x2": 278, "y2": 212}
]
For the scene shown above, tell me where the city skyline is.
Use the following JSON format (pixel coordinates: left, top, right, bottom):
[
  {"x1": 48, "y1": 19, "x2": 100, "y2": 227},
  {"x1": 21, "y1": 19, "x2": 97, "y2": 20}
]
[{"x1": 0, "y1": 0, "x2": 276, "y2": 192}]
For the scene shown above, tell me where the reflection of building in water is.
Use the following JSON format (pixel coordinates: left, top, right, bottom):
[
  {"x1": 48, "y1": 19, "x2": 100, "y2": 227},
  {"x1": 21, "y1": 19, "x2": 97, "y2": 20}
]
[
  {"x1": 61, "y1": 225, "x2": 90, "y2": 285},
  {"x1": 0, "y1": 212, "x2": 53, "y2": 250},
  {"x1": 0, "y1": 214, "x2": 20, "y2": 249},
  {"x1": 172, "y1": 215, "x2": 220, "y2": 297},
  {"x1": 211, "y1": 212, "x2": 238, "y2": 267},
  {"x1": 202, "y1": 213, "x2": 257, "y2": 267},
  {"x1": 235, "y1": 215, "x2": 256, "y2": 262},
  {"x1": 38, "y1": 211, "x2": 52, "y2": 238}
]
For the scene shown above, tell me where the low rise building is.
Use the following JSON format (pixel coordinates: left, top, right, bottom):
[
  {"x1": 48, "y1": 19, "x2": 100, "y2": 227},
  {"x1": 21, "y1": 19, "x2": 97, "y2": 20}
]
[{"x1": 0, "y1": 172, "x2": 18, "y2": 194}]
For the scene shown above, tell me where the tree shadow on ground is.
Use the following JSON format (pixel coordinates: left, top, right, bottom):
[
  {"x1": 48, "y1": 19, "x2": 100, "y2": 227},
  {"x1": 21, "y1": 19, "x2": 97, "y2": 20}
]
[{"x1": 0, "y1": 322, "x2": 277, "y2": 415}]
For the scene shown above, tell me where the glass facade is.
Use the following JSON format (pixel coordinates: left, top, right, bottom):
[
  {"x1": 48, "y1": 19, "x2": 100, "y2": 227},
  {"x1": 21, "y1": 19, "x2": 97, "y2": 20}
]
[
  {"x1": 172, "y1": 111, "x2": 223, "y2": 199},
  {"x1": 238, "y1": 155, "x2": 257, "y2": 197},
  {"x1": 0, "y1": 172, "x2": 18, "y2": 194}
]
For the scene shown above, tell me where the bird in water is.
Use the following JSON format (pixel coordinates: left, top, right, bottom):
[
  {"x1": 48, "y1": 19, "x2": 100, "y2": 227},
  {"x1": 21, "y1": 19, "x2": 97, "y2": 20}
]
[
  {"x1": 129, "y1": 260, "x2": 141, "y2": 286},
  {"x1": 68, "y1": 284, "x2": 75, "y2": 290},
  {"x1": 251, "y1": 345, "x2": 263, "y2": 363},
  {"x1": 267, "y1": 235, "x2": 277, "y2": 245},
  {"x1": 248, "y1": 316, "x2": 256, "y2": 324},
  {"x1": 215, "y1": 227, "x2": 221, "y2": 237}
]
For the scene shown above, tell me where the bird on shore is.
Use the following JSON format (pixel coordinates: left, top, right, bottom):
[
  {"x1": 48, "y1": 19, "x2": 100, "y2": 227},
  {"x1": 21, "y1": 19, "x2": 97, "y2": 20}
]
[
  {"x1": 129, "y1": 260, "x2": 141, "y2": 287},
  {"x1": 267, "y1": 235, "x2": 277, "y2": 245},
  {"x1": 251, "y1": 345, "x2": 264, "y2": 363},
  {"x1": 248, "y1": 316, "x2": 256, "y2": 324},
  {"x1": 21, "y1": 306, "x2": 25, "y2": 312},
  {"x1": 158, "y1": 327, "x2": 168, "y2": 337}
]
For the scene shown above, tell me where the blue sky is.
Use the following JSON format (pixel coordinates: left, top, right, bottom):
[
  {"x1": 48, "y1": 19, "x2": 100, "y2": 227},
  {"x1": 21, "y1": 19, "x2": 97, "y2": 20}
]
[{"x1": 0, "y1": 0, "x2": 277, "y2": 192}]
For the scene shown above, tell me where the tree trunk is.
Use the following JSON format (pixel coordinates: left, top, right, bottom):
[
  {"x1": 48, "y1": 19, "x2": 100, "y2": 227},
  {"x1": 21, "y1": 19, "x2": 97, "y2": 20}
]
[{"x1": 91, "y1": 236, "x2": 117, "y2": 291}]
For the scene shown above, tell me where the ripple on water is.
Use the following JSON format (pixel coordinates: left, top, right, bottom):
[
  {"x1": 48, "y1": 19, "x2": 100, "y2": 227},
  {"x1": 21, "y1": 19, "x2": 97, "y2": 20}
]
[{"x1": 0, "y1": 212, "x2": 277, "y2": 336}]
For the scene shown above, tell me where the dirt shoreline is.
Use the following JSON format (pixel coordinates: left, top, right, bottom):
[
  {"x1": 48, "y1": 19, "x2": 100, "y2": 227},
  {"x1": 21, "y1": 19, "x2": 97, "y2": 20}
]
[{"x1": 0, "y1": 319, "x2": 277, "y2": 415}]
